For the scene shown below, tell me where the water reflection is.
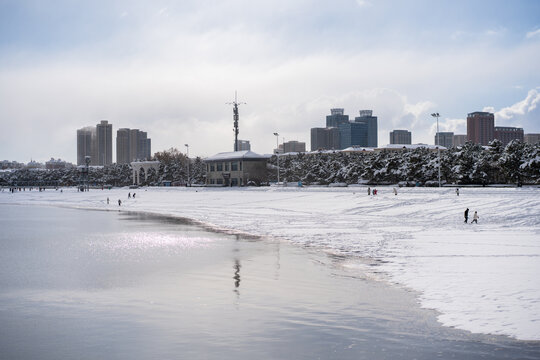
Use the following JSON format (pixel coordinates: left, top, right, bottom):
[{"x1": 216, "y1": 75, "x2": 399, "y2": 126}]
[{"x1": 233, "y1": 259, "x2": 241, "y2": 296}]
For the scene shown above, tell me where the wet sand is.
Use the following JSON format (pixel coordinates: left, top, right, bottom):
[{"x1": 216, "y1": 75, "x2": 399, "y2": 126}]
[{"x1": 0, "y1": 206, "x2": 538, "y2": 359}]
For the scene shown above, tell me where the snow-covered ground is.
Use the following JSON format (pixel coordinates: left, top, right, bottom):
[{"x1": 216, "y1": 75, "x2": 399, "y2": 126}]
[{"x1": 2, "y1": 185, "x2": 539, "y2": 341}]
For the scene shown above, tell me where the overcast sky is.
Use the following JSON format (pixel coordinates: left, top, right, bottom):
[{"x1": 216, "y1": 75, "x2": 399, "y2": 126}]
[{"x1": 1, "y1": 0, "x2": 540, "y2": 163}]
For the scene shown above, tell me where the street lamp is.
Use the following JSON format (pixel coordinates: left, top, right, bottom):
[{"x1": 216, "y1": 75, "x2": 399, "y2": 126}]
[
  {"x1": 273, "y1": 132, "x2": 280, "y2": 184},
  {"x1": 185, "y1": 144, "x2": 190, "y2": 187},
  {"x1": 431, "y1": 113, "x2": 441, "y2": 188}
]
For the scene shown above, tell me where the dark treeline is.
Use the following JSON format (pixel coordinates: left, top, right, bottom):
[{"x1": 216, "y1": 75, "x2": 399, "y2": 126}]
[
  {"x1": 0, "y1": 148, "x2": 206, "y2": 187},
  {"x1": 1, "y1": 141, "x2": 539, "y2": 187},
  {"x1": 271, "y1": 140, "x2": 540, "y2": 186}
]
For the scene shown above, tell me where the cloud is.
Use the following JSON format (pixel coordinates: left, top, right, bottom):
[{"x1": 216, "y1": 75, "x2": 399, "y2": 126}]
[
  {"x1": 526, "y1": 28, "x2": 540, "y2": 39},
  {"x1": 493, "y1": 89, "x2": 540, "y2": 128},
  {"x1": 356, "y1": 0, "x2": 372, "y2": 7}
]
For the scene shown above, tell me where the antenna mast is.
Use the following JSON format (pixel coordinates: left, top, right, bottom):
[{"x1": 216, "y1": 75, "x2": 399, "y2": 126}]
[{"x1": 227, "y1": 91, "x2": 246, "y2": 151}]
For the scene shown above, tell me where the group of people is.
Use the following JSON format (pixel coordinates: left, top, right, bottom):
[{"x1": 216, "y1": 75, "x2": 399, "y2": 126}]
[
  {"x1": 464, "y1": 208, "x2": 479, "y2": 224},
  {"x1": 108, "y1": 192, "x2": 137, "y2": 206},
  {"x1": 367, "y1": 187, "x2": 398, "y2": 196}
]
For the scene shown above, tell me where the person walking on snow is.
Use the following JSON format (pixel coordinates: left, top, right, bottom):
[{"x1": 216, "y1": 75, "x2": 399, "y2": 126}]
[
  {"x1": 118, "y1": 199, "x2": 122, "y2": 206},
  {"x1": 464, "y1": 208, "x2": 469, "y2": 223},
  {"x1": 367, "y1": 187, "x2": 371, "y2": 195},
  {"x1": 471, "y1": 211, "x2": 479, "y2": 224},
  {"x1": 128, "y1": 192, "x2": 131, "y2": 199},
  {"x1": 107, "y1": 197, "x2": 109, "y2": 204},
  {"x1": 456, "y1": 188, "x2": 460, "y2": 196}
]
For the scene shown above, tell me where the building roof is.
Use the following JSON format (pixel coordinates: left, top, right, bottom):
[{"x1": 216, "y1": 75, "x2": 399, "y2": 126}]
[
  {"x1": 381, "y1": 144, "x2": 447, "y2": 150},
  {"x1": 205, "y1": 150, "x2": 270, "y2": 162}
]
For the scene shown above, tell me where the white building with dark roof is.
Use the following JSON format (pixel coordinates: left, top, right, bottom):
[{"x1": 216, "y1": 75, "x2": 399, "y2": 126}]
[{"x1": 204, "y1": 151, "x2": 270, "y2": 186}]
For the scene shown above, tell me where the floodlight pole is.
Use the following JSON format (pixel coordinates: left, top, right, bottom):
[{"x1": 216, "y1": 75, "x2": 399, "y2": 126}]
[
  {"x1": 431, "y1": 113, "x2": 441, "y2": 187},
  {"x1": 185, "y1": 144, "x2": 190, "y2": 187},
  {"x1": 273, "y1": 132, "x2": 280, "y2": 184}
]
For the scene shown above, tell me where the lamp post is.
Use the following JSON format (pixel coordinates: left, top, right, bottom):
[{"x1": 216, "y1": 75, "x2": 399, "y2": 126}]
[
  {"x1": 431, "y1": 113, "x2": 441, "y2": 188},
  {"x1": 273, "y1": 132, "x2": 280, "y2": 184},
  {"x1": 185, "y1": 144, "x2": 190, "y2": 187}
]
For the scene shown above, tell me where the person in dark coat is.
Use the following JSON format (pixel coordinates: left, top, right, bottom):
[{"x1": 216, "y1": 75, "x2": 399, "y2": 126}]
[{"x1": 464, "y1": 208, "x2": 469, "y2": 223}]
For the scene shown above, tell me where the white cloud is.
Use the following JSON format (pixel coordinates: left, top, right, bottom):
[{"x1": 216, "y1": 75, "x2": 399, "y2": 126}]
[
  {"x1": 356, "y1": 0, "x2": 372, "y2": 7},
  {"x1": 494, "y1": 89, "x2": 540, "y2": 126},
  {"x1": 526, "y1": 28, "x2": 540, "y2": 39}
]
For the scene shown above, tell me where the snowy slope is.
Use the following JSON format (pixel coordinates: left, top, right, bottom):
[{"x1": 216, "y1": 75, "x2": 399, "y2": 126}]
[{"x1": 2, "y1": 186, "x2": 539, "y2": 340}]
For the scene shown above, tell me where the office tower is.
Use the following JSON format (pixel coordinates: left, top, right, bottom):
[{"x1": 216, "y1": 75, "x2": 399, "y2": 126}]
[
  {"x1": 494, "y1": 126, "x2": 524, "y2": 146},
  {"x1": 116, "y1": 128, "x2": 131, "y2": 164},
  {"x1": 310, "y1": 127, "x2": 340, "y2": 151},
  {"x1": 326, "y1": 108, "x2": 349, "y2": 128},
  {"x1": 96, "y1": 120, "x2": 113, "y2": 165},
  {"x1": 354, "y1": 110, "x2": 378, "y2": 147},
  {"x1": 524, "y1": 133, "x2": 540, "y2": 144},
  {"x1": 116, "y1": 128, "x2": 152, "y2": 164},
  {"x1": 76, "y1": 126, "x2": 95, "y2": 165},
  {"x1": 237, "y1": 140, "x2": 251, "y2": 151},
  {"x1": 435, "y1": 132, "x2": 454, "y2": 148},
  {"x1": 389, "y1": 130, "x2": 412, "y2": 144},
  {"x1": 283, "y1": 140, "x2": 306, "y2": 153},
  {"x1": 453, "y1": 134, "x2": 467, "y2": 146},
  {"x1": 137, "y1": 131, "x2": 151, "y2": 160},
  {"x1": 339, "y1": 122, "x2": 368, "y2": 149},
  {"x1": 467, "y1": 112, "x2": 494, "y2": 145}
]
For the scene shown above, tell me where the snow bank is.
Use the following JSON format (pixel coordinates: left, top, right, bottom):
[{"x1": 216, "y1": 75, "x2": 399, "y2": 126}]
[{"x1": 2, "y1": 186, "x2": 539, "y2": 341}]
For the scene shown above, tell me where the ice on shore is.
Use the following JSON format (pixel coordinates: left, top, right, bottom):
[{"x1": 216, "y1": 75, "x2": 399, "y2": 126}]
[{"x1": 2, "y1": 186, "x2": 539, "y2": 341}]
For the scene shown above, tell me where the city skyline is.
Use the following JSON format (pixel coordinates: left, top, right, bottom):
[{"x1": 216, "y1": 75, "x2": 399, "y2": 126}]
[{"x1": 1, "y1": 0, "x2": 540, "y2": 163}]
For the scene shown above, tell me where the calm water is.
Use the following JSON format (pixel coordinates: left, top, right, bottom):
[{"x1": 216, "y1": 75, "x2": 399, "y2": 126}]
[{"x1": 0, "y1": 205, "x2": 538, "y2": 359}]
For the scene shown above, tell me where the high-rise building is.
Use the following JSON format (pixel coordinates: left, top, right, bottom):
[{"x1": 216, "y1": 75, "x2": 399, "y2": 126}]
[
  {"x1": 435, "y1": 132, "x2": 454, "y2": 148},
  {"x1": 524, "y1": 133, "x2": 540, "y2": 144},
  {"x1": 237, "y1": 140, "x2": 251, "y2": 151},
  {"x1": 116, "y1": 128, "x2": 152, "y2": 164},
  {"x1": 76, "y1": 126, "x2": 95, "y2": 165},
  {"x1": 283, "y1": 140, "x2": 306, "y2": 153},
  {"x1": 354, "y1": 110, "x2": 378, "y2": 147},
  {"x1": 494, "y1": 126, "x2": 524, "y2": 146},
  {"x1": 453, "y1": 134, "x2": 467, "y2": 146},
  {"x1": 96, "y1": 120, "x2": 113, "y2": 165},
  {"x1": 389, "y1": 130, "x2": 412, "y2": 145},
  {"x1": 310, "y1": 127, "x2": 340, "y2": 151},
  {"x1": 467, "y1": 112, "x2": 494, "y2": 145},
  {"x1": 339, "y1": 122, "x2": 368, "y2": 149},
  {"x1": 326, "y1": 108, "x2": 349, "y2": 128},
  {"x1": 116, "y1": 128, "x2": 131, "y2": 164}
]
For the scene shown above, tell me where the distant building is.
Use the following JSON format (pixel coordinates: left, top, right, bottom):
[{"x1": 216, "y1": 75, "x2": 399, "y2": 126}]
[
  {"x1": 76, "y1": 126, "x2": 95, "y2": 165},
  {"x1": 326, "y1": 108, "x2": 349, "y2": 128},
  {"x1": 524, "y1": 133, "x2": 540, "y2": 144},
  {"x1": 283, "y1": 140, "x2": 306, "y2": 153},
  {"x1": 237, "y1": 140, "x2": 251, "y2": 151},
  {"x1": 310, "y1": 127, "x2": 340, "y2": 151},
  {"x1": 389, "y1": 130, "x2": 412, "y2": 145},
  {"x1": 453, "y1": 134, "x2": 467, "y2": 146},
  {"x1": 339, "y1": 122, "x2": 369, "y2": 149},
  {"x1": 26, "y1": 160, "x2": 44, "y2": 169},
  {"x1": 45, "y1": 158, "x2": 72, "y2": 170},
  {"x1": 0, "y1": 160, "x2": 24, "y2": 169},
  {"x1": 467, "y1": 112, "x2": 494, "y2": 145},
  {"x1": 494, "y1": 126, "x2": 524, "y2": 146},
  {"x1": 354, "y1": 110, "x2": 378, "y2": 147},
  {"x1": 435, "y1": 132, "x2": 454, "y2": 148},
  {"x1": 204, "y1": 150, "x2": 269, "y2": 186},
  {"x1": 96, "y1": 120, "x2": 113, "y2": 166},
  {"x1": 116, "y1": 128, "x2": 152, "y2": 164}
]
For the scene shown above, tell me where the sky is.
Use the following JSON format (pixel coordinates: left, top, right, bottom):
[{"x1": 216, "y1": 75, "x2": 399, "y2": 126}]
[{"x1": 1, "y1": 0, "x2": 540, "y2": 163}]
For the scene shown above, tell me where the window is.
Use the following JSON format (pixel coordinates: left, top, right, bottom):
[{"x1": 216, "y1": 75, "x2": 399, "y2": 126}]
[
  {"x1": 231, "y1": 161, "x2": 238, "y2": 171},
  {"x1": 231, "y1": 178, "x2": 238, "y2": 186},
  {"x1": 210, "y1": 164, "x2": 215, "y2": 172},
  {"x1": 217, "y1": 163, "x2": 223, "y2": 171},
  {"x1": 217, "y1": 178, "x2": 223, "y2": 185},
  {"x1": 225, "y1": 162, "x2": 230, "y2": 171}
]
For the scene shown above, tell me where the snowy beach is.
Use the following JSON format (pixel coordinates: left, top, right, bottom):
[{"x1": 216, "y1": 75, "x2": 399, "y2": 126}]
[{"x1": 2, "y1": 185, "x2": 539, "y2": 341}]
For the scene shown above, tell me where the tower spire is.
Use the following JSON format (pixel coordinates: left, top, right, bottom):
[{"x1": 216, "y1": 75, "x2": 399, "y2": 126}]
[{"x1": 227, "y1": 91, "x2": 246, "y2": 151}]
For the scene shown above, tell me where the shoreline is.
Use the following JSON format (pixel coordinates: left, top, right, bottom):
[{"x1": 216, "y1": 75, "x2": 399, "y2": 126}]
[
  {"x1": 1, "y1": 186, "x2": 539, "y2": 341},
  {"x1": 2, "y1": 203, "x2": 539, "y2": 360}
]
